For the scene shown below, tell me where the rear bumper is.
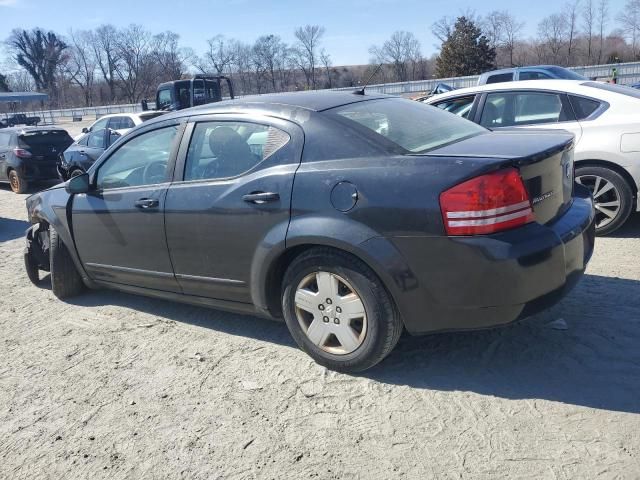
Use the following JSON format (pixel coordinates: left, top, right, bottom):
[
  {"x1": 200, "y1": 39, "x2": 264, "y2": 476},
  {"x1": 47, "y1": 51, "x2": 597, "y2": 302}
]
[
  {"x1": 20, "y1": 162, "x2": 59, "y2": 182},
  {"x1": 379, "y1": 186, "x2": 596, "y2": 334}
]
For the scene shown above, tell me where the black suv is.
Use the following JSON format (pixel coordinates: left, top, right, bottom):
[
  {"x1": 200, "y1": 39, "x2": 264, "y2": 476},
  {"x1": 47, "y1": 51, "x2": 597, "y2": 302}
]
[{"x1": 0, "y1": 127, "x2": 73, "y2": 193}]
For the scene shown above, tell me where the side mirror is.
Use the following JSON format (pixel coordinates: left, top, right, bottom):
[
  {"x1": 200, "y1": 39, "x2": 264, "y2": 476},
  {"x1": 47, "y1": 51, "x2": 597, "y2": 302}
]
[
  {"x1": 65, "y1": 172, "x2": 91, "y2": 194},
  {"x1": 82, "y1": 127, "x2": 89, "y2": 133}
]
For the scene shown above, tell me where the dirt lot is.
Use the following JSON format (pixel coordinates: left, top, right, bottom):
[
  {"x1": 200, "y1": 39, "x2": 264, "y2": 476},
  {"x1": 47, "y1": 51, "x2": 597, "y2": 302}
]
[{"x1": 1, "y1": 184, "x2": 639, "y2": 479}]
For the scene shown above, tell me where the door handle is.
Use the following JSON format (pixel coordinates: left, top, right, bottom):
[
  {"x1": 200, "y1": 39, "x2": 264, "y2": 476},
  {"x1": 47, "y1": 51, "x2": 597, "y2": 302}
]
[
  {"x1": 134, "y1": 198, "x2": 159, "y2": 209},
  {"x1": 242, "y1": 192, "x2": 280, "y2": 204}
]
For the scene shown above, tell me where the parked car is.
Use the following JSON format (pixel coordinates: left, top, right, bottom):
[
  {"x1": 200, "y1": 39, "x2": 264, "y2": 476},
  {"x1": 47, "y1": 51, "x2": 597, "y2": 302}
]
[
  {"x1": 478, "y1": 66, "x2": 585, "y2": 85},
  {"x1": 58, "y1": 128, "x2": 121, "y2": 180},
  {"x1": 23, "y1": 91, "x2": 595, "y2": 372},
  {"x1": 0, "y1": 126, "x2": 73, "y2": 193},
  {"x1": 77, "y1": 111, "x2": 166, "y2": 140},
  {"x1": 427, "y1": 79, "x2": 640, "y2": 235},
  {"x1": 2, "y1": 113, "x2": 41, "y2": 127}
]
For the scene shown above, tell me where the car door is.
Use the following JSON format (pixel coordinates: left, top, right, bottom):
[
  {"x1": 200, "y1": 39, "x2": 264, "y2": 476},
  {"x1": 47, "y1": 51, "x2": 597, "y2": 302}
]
[
  {"x1": 477, "y1": 90, "x2": 583, "y2": 144},
  {"x1": 71, "y1": 121, "x2": 185, "y2": 292},
  {"x1": 164, "y1": 115, "x2": 303, "y2": 303},
  {"x1": 81, "y1": 129, "x2": 108, "y2": 165}
]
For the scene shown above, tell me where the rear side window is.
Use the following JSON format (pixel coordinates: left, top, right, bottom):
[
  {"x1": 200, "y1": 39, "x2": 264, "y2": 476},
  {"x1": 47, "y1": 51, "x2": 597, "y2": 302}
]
[
  {"x1": 519, "y1": 71, "x2": 552, "y2": 80},
  {"x1": 18, "y1": 130, "x2": 73, "y2": 152},
  {"x1": 486, "y1": 73, "x2": 514, "y2": 84},
  {"x1": 330, "y1": 98, "x2": 486, "y2": 153},
  {"x1": 481, "y1": 92, "x2": 568, "y2": 128},
  {"x1": 568, "y1": 95, "x2": 602, "y2": 119},
  {"x1": 185, "y1": 122, "x2": 290, "y2": 181},
  {"x1": 432, "y1": 95, "x2": 476, "y2": 119}
]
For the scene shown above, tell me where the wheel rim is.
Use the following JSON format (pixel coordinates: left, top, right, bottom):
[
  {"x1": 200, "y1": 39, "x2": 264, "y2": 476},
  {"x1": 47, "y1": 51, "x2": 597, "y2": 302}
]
[
  {"x1": 9, "y1": 171, "x2": 19, "y2": 192},
  {"x1": 70, "y1": 169, "x2": 83, "y2": 178},
  {"x1": 294, "y1": 271, "x2": 367, "y2": 355},
  {"x1": 576, "y1": 174, "x2": 621, "y2": 229}
]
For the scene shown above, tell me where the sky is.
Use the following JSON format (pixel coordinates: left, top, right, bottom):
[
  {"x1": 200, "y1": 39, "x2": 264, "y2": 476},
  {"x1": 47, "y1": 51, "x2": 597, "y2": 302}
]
[{"x1": 0, "y1": 0, "x2": 630, "y2": 67}]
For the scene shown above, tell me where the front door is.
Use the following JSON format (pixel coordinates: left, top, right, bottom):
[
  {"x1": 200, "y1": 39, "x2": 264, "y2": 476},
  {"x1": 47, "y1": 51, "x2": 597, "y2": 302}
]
[
  {"x1": 71, "y1": 123, "x2": 183, "y2": 292},
  {"x1": 164, "y1": 117, "x2": 303, "y2": 303}
]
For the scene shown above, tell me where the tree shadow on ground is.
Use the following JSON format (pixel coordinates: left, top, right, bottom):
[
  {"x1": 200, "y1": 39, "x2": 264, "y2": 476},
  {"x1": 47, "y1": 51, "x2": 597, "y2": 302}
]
[
  {"x1": 51, "y1": 273, "x2": 640, "y2": 414},
  {"x1": 0, "y1": 217, "x2": 30, "y2": 242}
]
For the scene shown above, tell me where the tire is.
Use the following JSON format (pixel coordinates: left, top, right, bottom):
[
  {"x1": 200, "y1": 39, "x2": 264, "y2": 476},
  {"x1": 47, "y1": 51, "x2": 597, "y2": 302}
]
[
  {"x1": 575, "y1": 165, "x2": 634, "y2": 236},
  {"x1": 24, "y1": 249, "x2": 40, "y2": 285},
  {"x1": 70, "y1": 168, "x2": 84, "y2": 178},
  {"x1": 282, "y1": 248, "x2": 403, "y2": 372},
  {"x1": 8, "y1": 169, "x2": 28, "y2": 194},
  {"x1": 49, "y1": 226, "x2": 84, "y2": 299}
]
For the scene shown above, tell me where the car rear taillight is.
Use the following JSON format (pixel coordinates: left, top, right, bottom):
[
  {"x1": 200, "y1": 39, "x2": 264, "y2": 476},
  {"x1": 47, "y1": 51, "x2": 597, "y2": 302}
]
[
  {"x1": 440, "y1": 168, "x2": 534, "y2": 236},
  {"x1": 13, "y1": 148, "x2": 32, "y2": 159}
]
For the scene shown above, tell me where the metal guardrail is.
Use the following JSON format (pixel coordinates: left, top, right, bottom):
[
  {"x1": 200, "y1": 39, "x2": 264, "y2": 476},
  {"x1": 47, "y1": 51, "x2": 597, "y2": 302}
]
[{"x1": 6, "y1": 61, "x2": 640, "y2": 121}]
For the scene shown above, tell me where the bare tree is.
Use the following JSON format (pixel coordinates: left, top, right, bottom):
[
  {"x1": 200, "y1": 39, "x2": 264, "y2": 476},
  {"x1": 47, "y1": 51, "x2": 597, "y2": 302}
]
[
  {"x1": 484, "y1": 11, "x2": 524, "y2": 67},
  {"x1": 90, "y1": 25, "x2": 120, "y2": 103},
  {"x1": 501, "y1": 13, "x2": 525, "y2": 66},
  {"x1": 320, "y1": 49, "x2": 332, "y2": 88},
  {"x1": 199, "y1": 35, "x2": 236, "y2": 75},
  {"x1": 565, "y1": 1, "x2": 582, "y2": 65},
  {"x1": 293, "y1": 25, "x2": 325, "y2": 89},
  {"x1": 538, "y1": 14, "x2": 569, "y2": 64},
  {"x1": 597, "y1": 0, "x2": 610, "y2": 63},
  {"x1": 151, "y1": 31, "x2": 188, "y2": 81},
  {"x1": 252, "y1": 35, "x2": 286, "y2": 92},
  {"x1": 369, "y1": 31, "x2": 422, "y2": 82},
  {"x1": 114, "y1": 24, "x2": 152, "y2": 103},
  {"x1": 6, "y1": 28, "x2": 68, "y2": 102},
  {"x1": 583, "y1": 0, "x2": 596, "y2": 63},
  {"x1": 432, "y1": 16, "x2": 455, "y2": 43},
  {"x1": 64, "y1": 29, "x2": 96, "y2": 106},
  {"x1": 618, "y1": 0, "x2": 640, "y2": 58}
]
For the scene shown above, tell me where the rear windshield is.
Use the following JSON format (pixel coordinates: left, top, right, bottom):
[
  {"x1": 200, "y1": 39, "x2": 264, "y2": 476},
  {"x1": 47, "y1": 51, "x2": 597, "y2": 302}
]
[
  {"x1": 582, "y1": 81, "x2": 640, "y2": 100},
  {"x1": 328, "y1": 98, "x2": 486, "y2": 154},
  {"x1": 18, "y1": 130, "x2": 73, "y2": 150}
]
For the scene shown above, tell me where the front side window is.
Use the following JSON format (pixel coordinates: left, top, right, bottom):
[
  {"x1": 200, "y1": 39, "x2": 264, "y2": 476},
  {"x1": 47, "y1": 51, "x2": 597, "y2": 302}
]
[
  {"x1": 88, "y1": 129, "x2": 106, "y2": 148},
  {"x1": 433, "y1": 95, "x2": 476, "y2": 119},
  {"x1": 97, "y1": 125, "x2": 178, "y2": 190},
  {"x1": 77, "y1": 135, "x2": 89, "y2": 147},
  {"x1": 185, "y1": 122, "x2": 290, "y2": 181},
  {"x1": 91, "y1": 117, "x2": 109, "y2": 132},
  {"x1": 330, "y1": 98, "x2": 486, "y2": 154}
]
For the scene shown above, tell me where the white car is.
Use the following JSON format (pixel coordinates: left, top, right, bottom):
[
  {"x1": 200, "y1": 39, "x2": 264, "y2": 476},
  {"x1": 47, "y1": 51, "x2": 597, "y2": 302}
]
[
  {"x1": 76, "y1": 111, "x2": 166, "y2": 140},
  {"x1": 427, "y1": 80, "x2": 640, "y2": 235}
]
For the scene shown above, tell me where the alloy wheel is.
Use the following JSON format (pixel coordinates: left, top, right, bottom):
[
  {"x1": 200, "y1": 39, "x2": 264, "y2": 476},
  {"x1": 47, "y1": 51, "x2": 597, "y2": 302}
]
[
  {"x1": 576, "y1": 174, "x2": 621, "y2": 229},
  {"x1": 9, "y1": 171, "x2": 20, "y2": 193},
  {"x1": 294, "y1": 271, "x2": 367, "y2": 355}
]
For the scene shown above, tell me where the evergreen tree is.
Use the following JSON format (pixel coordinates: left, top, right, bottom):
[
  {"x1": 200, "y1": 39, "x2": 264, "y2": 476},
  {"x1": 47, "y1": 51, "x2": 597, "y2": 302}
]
[
  {"x1": 436, "y1": 17, "x2": 496, "y2": 78},
  {"x1": 0, "y1": 73, "x2": 9, "y2": 92}
]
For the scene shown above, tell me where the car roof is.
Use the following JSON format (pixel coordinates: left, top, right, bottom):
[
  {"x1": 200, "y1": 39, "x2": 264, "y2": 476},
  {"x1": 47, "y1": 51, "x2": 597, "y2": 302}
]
[
  {"x1": 1, "y1": 126, "x2": 69, "y2": 134},
  {"x1": 428, "y1": 80, "x2": 609, "y2": 102}
]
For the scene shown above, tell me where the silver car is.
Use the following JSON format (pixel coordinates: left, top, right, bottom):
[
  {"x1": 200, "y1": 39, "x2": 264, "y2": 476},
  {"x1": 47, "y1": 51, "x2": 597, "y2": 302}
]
[{"x1": 427, "y1": 80, "x2": 640, "y2": 235}]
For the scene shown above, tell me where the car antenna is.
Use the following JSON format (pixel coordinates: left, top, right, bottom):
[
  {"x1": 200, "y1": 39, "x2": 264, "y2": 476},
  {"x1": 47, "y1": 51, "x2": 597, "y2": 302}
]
[{"x1": 354, "y1": 64, "x2": 383, "y2": 95}]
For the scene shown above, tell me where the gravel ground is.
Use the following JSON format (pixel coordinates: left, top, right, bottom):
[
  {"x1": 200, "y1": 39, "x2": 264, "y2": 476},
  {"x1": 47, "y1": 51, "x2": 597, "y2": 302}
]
[{"x1": 0, "y1": 185, "x2": 639, "y2": 479}]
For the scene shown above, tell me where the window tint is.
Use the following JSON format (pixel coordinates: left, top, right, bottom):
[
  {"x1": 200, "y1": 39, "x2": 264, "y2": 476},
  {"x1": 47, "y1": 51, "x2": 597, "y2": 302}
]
[
  {"x1": 97, "y1": 126, "x2": 178, "y2": 190},
  {"x1": 433, "y1": 95, "x2": 476, "y2": 119},
  {"x1": 480, "y1": 93, "x2": 509, "y2": 127},
  {"x1": 486, "y1": 73, "x2": 514, "y2": 84},
  {"x1": 185, "y1": 122, "x2": 289, "y2": 181},
  {"x1": 18, "y1": 130, "x2": 73, "y2": 152},
  {"x1": 481, "y1": 92, "x2": 568, "y2": 128},
  {"x1": 569, "y1": 95, "x2": 601, "y2": 119},
  {"x1": 519, "y1": 71, "x2": 552, "y2": 80},
  {"x1": 514, "y1": 93, "x2": 565, "y2": 124},
  {"x1": 116, "y1": 116, "x2": 135, "y2": 129},
  {"x1": 331, "y1": 98, "x2": 486, "y2": 153},
  {"x1": 88, "y1": 129, "x2": 106, "y2": 148},
  {"x1": 548, "y1": 67, "x2": 585, "y2": 80},
  {"x1": 91, "y1": 117, "x2": 109, "y2": 131}
]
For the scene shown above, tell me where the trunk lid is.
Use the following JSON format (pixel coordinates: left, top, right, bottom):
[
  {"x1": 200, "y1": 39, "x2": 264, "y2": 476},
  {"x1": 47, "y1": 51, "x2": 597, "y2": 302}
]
[
  {"x1": 426, "y1": 129, "x2": 575, "y2": 225},
  {"x1": 18, "y1": 130, "x2": 74, "y2": 163}
]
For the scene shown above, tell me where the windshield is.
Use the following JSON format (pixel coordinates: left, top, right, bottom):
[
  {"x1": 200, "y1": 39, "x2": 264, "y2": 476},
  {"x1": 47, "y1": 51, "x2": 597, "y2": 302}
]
[
  {"x1": 549, "y1": 67, "x2": 585, "y2": 80},
  {"x1": 329, "y1": 98, "x2": 486, "y2": 153}
]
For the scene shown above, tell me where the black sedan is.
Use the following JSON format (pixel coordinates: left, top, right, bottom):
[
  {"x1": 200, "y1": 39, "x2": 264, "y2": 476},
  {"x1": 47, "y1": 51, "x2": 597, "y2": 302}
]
[
  {"x1": 57, "y1": 128, "x2": 121, "y2": 180},
  {"x1": 24, "y1": 91, "x2": 595, "y2": 372}
]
